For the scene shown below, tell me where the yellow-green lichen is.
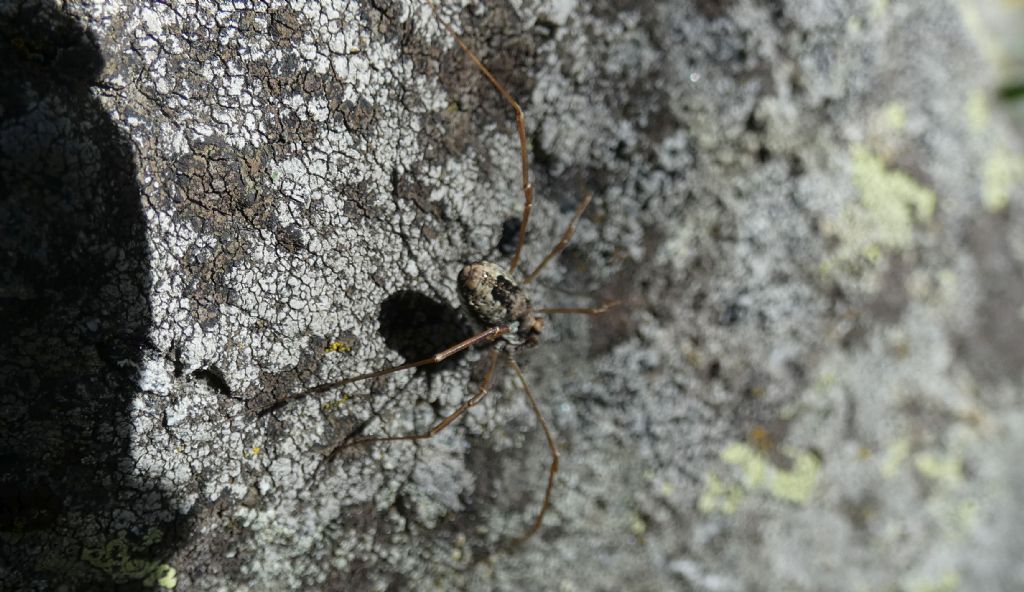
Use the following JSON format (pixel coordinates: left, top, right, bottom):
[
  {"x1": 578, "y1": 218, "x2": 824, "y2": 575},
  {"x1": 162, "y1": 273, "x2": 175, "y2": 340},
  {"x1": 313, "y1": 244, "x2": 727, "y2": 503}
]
[
  {"x1": 771, "y1": 452, "x2": 822, "y2": 502},
  {"x1": 629, "y1": 513, "x2": 648, "y2": 536},
  {"x1": 880, "y1": 437, "x2": 911, "y2": 478},
  {"x1": 930, "y1": 494, "x2": 982, "y2": 542},
  {"x1": 957, "y1": 1, "x2": 1000, "y2": 67},
  {"x1": 868, "y1": 102, "x2": 908, "y2": 159},
  {"x1": 81, "y1": 532, "x2": 177, "y2": 589},
  {"x1": 822, "y1": 146, "x2": 937, "y2": 284},
  {"x1": 812, "y1": 369, "x2": 839, "y2": 393},
  {"x1": 698, "y1": 473, "x2": 744, "y2": 515},
  {"x1": 699, "y1": 442, "x2": 821, "y2": 513},
  {"x1": 321, "y1": 393, "x2": 351, "y2": 412},
  {"x1": 981, "y1": 149, "x2": 1024, "y2": 212},
  {"x1": 142, "y1": 527, "x2": 163, "y2": 546},
  {"x1": 874, "y1": 102, "x2": 907, "y2": 134},
  {"x1": 325, "y1": 340, "x2": 353, "y2": 353},
  {"x1": 966, "y1": 91, "x2": 990, "y2": 133},
  {"x1": 955, "y1": 498, "x2": 980, "y2": 532},
  {"x1": 156, "y1": 566, "x2": 178, "y2": 589},
  {"x1": 870, "y1": 0, "x2": 889, "y2": 21},
  {"x1": 851, "y1": 145, "x2": 936, "y2": 244},
  {"x1": 913, "y1": 451, "x2": 964, "y2": 487}
]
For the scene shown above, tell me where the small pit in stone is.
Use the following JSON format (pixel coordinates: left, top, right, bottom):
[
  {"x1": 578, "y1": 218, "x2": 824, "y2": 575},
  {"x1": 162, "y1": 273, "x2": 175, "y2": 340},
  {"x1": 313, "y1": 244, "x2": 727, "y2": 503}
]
[{"x1": 497, "y1": 216, "x2": 522, "y2": 256}]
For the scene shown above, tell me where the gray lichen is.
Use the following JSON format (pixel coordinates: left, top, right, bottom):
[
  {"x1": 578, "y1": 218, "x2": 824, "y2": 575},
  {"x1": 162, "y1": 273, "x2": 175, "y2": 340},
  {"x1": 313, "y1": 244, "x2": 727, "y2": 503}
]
[{"x1": 3, "y1": 0, "x2": 1024, "y2": 590}]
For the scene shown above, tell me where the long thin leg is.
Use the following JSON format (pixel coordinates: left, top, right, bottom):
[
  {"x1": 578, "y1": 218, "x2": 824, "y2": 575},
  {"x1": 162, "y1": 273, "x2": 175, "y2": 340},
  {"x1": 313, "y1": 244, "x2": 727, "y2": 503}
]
[
  {"x1": 324, "y1": 348, "x2": 502, "y2": 460},
  {"x1": 522, "y1": 193, "x2": 593, "y2": 285},
  {"x1": 535, "y1": 301, "x2": 623, "y2": 316},
  {"x1": 255, "y1": 325, "x2": 510, "y2": 415},
  {"x1": 506, "y1": 356, "x2": 559, "y2": 545},
  {"x1": 424, "y1": 0, "x2": 534, "y2": 274}
]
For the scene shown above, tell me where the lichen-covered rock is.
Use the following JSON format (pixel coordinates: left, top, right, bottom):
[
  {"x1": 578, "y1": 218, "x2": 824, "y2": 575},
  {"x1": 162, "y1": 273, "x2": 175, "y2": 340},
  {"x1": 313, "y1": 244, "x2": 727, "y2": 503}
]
[{"x1": 2, "y1": 0, "x2": 1023, "y2": 590}]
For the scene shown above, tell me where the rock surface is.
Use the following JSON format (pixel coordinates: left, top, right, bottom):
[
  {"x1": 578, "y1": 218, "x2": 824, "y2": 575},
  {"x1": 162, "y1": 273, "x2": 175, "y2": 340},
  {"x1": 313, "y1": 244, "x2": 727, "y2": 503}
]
[{"x1": 2, "y1": 0, "x2": 1024, "y2": 590}]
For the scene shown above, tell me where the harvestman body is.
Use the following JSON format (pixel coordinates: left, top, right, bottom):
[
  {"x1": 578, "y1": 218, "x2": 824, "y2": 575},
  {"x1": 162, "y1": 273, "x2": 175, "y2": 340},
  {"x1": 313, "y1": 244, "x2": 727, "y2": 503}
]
[{"x1": 257, "y1": 0, "x2": 617, "y2": 544}]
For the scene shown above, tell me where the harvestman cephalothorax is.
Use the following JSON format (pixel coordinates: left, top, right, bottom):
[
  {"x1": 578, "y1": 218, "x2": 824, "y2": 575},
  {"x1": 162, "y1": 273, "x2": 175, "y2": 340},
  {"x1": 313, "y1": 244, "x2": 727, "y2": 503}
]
[{"x1": 256, "y1": 0, "x2": 619, "y2": 544}]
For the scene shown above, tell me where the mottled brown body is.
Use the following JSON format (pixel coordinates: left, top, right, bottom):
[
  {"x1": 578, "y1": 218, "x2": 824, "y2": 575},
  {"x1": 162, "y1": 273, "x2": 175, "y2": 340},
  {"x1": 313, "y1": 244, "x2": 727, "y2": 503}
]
[{"x1": 458, "y1": 261, "x2": 544, "y2": 348}]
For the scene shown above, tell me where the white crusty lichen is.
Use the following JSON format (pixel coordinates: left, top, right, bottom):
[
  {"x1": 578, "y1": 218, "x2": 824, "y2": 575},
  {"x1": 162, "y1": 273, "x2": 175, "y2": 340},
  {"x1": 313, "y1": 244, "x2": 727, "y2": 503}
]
[{"x1": 41, "y1": 0, "x2": 1024, "y2": 590}]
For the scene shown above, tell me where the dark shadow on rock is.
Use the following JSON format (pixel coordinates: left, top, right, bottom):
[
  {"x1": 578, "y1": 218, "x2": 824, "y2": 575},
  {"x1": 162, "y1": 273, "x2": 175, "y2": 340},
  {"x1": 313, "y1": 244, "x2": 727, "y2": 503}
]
[
  {"x1": 0, "y1": 2, "x2": 184, "y2": 588},
  {"x1": 377, "y1": 290, "x2": 474, "y2": 376}
]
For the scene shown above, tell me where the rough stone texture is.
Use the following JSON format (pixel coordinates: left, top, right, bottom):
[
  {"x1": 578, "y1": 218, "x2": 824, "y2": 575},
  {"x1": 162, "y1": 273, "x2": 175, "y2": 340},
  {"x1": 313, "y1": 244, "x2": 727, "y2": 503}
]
[{"x1": 2, "y1": 0, "x2": 1024, "y2": 590}]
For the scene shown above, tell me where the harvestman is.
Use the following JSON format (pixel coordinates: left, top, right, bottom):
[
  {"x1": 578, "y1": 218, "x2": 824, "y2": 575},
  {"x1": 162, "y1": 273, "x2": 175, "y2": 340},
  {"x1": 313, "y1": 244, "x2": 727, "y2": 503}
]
[{"x1": 257, "y1": 0, "x2": 618, "y2": 544}]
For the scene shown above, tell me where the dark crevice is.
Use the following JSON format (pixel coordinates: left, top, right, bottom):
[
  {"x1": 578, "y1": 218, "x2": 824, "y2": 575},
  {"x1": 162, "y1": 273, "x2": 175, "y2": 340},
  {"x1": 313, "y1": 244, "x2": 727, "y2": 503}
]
[{"x1": 192, "y1": 366, "x2": 233, "y2": 397}]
